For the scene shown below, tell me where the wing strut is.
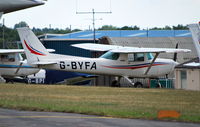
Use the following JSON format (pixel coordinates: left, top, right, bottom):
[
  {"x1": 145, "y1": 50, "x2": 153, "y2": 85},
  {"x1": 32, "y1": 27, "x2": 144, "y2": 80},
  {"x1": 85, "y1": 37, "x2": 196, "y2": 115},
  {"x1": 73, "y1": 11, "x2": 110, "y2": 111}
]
[
  {"x1": 144, "y1": 53, "x2": 160, "y2": 75},
  {"x1": 15, "y1": 62, "x2": 23, "y2": 74}
]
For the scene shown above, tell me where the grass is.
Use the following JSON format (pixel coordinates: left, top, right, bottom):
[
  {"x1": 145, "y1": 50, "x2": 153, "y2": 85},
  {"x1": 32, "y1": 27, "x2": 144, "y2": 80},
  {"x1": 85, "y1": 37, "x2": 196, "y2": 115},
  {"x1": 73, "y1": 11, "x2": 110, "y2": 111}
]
[{"x1": 0, "y1": 83, "x2": 199, "y2": 122}]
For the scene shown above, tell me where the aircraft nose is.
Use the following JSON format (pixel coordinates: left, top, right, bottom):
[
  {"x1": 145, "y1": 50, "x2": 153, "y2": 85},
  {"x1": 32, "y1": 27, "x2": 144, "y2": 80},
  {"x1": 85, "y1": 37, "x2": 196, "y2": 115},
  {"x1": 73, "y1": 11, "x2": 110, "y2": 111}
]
[
  {"x1": 174, "y1": 61, "x2": 179, "y2": 66},
  {"x1": 170, "y1": 61, "x2": 179, "y2": 73}
]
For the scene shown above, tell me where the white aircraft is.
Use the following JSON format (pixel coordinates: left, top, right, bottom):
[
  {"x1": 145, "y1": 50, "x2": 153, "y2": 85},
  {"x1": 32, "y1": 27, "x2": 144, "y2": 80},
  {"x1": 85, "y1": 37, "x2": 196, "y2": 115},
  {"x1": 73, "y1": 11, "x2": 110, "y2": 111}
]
[
  {"x1": 187, "y1": 23, "x2": 200, "y2": 66},
  {"x1": 0, "y1": 0, "x2": 45, "y2": 82},
  {"x1": 0, "y1": 0, "x2": 45, "y2": 19},
  {"x1": 0, "y1": 48, "x2": 55, "y2": 83},
  {"x1": 0, "y1": 49, "x2": 40, "y2": 82},
  {"x1": 17, "y1": 27, "x2": 191, "y2": 86}
]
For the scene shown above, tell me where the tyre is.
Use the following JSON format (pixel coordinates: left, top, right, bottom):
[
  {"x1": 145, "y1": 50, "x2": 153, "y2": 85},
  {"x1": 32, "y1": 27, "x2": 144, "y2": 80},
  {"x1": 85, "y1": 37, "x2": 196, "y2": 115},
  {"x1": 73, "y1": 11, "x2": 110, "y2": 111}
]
[
  {"x1": 134, "y1": 82, "x2": 143, "y2": 88},
  {"x1": 111, "y1": 80, "x2": 120, "y2": 87}
]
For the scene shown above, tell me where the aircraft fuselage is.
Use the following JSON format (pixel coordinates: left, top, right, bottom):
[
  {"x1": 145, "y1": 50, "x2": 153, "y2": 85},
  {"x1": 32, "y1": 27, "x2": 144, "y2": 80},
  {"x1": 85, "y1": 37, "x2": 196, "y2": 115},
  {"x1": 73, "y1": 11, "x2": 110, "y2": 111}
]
[
  {"x1": 0, "y1": 53, "x2": 39, "y2": 78},
  {"x1": 40, "y1": 55, "x2": 176, "y2": 78}
]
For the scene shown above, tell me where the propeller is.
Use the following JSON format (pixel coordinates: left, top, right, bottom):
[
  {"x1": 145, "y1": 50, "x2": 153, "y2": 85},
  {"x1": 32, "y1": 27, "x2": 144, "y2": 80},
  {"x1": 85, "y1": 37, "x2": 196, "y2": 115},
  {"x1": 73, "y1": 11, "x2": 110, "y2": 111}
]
[{"x1": 173, "y1": 43, "x2": 179, "y2": 61}]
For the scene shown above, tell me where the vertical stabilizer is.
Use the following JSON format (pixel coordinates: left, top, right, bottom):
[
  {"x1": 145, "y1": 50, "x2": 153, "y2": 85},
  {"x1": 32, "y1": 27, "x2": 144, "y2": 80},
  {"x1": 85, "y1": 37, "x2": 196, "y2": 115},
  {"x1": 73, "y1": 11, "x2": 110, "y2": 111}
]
[
  {"x1": 17, "y1": 27, "x2": 50, "y2": 64},
  {"x1": 188, "y1": 23, "x2": 200, "y2": 62}
]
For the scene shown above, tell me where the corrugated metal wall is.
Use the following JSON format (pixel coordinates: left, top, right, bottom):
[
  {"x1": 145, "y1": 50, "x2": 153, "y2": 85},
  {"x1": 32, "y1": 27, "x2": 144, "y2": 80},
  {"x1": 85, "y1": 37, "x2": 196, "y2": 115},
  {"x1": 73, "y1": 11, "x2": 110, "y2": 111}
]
[{"x1": 42, "y1": 39, "x2": 94, "y2": 57}]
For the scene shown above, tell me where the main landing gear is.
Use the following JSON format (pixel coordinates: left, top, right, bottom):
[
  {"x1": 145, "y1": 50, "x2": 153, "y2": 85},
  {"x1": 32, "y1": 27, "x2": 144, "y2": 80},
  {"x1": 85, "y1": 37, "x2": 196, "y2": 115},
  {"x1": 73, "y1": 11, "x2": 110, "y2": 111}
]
[
  {"x1": 0, "y1": 76, "x2": 6, "y2": 83},
  {"x1": 123, "y1": 76, "x2": 144, "y2": 88},
  {"x1": 111, "y1": 76, "x2": 144, "y2": 88}
]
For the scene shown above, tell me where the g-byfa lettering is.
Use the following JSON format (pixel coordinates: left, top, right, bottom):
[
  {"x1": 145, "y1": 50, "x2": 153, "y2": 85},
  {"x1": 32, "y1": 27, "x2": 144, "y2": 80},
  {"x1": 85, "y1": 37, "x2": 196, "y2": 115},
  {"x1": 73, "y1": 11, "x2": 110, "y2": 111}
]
[{"x1": 71, "y1": 61, "x2": 97, "y2": 70}]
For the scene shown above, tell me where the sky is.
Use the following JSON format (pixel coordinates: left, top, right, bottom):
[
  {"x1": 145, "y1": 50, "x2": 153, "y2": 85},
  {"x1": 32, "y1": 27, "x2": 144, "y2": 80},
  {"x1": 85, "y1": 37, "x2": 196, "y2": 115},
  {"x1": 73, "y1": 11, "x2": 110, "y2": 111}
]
[{"x1": 2, "y1": 0, "x2": 200, "y2": 30}]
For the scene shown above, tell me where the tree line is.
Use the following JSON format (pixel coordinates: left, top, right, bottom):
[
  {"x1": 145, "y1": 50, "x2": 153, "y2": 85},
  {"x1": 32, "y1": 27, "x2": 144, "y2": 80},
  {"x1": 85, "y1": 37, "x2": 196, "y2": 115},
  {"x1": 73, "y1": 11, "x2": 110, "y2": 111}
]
[{"x1": 0, "y1": 21, "x2": 189, "y2": 48}]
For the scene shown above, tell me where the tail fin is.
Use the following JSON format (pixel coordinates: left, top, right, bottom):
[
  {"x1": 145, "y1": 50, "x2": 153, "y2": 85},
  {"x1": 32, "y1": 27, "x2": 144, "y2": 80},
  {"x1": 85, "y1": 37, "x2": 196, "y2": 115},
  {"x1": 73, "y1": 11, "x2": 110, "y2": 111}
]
[
  {"x1": 188, "y1": 24, "x2": 200, "y2": 62},
  {"x1": 17, "y1": 27, "x2": 50, "y2": 64}
]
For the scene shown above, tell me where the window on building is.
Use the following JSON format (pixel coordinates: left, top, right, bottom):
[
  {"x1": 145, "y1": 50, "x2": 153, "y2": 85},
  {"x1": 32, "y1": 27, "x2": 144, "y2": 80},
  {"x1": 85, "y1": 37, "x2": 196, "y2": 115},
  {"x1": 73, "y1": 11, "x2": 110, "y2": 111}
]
[{"x1": 180, "y1": 70, "x2": 187, "y2": 89}]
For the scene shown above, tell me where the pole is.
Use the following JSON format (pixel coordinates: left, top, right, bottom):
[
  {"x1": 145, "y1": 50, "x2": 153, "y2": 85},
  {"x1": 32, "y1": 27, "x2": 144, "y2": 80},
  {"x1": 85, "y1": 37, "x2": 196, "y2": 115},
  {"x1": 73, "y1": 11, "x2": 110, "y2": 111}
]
[
  {"x1": 2, "y1": 18, "x2": 5, "y2": 49},
  {"x1": 92, "y1": 9, "x2": 96, "y2": 43},
  {"x1": 76, "y1": 9, "x2": 112, "y2": 44}
]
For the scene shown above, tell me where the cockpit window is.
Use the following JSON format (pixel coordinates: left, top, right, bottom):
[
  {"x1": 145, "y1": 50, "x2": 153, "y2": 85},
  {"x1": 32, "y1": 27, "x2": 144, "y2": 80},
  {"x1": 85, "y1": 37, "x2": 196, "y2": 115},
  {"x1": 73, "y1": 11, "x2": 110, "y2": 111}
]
[
  {"x1": 128, "y1": 53, "x2": 145, "y2": 62},
  {"x1": 147, "y1": 53, "x2": 154, "y2": 60},
  {"x1": 100, "y1": 52, "x2": 119, "y2": 60},
  {"x1": 0, "y1": 54, "x2": 15, "y2": 62},
  {"x1": 134, "y1": 53, "x2": 144, "y2": 61}
]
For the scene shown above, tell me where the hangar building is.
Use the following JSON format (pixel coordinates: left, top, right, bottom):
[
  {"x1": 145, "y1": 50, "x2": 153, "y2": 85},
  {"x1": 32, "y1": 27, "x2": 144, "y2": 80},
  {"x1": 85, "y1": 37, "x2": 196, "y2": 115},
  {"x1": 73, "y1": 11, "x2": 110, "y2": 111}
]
[
  {"x1": 175, "y1": 58, "x2": 200, "y2": 91},
  {"x1": 40, "y1": 30, "x2": 197, "y2": 87}
]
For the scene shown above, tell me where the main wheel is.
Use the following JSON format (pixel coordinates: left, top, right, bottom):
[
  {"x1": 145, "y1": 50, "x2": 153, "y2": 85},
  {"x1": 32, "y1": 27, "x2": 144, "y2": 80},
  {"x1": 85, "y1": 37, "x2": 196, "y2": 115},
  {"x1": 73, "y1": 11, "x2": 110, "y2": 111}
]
[
  {"x1": 111, "y1": 80, "x2": 120, "y2": 87},
  {"x1": 134, "y1": 82, "x2": 143, "y2": 88}
]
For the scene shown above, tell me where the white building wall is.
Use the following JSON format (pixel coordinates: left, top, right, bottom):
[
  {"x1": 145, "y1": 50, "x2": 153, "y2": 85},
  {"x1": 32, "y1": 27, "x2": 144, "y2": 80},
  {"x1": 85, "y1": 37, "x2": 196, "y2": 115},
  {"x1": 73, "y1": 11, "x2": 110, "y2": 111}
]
[
  {"x1": 175, "y1": 68, "x2": 200, "y2": 91},
  {"x1": 187, "y1": 69, "x2": 200, "y2": 90}
]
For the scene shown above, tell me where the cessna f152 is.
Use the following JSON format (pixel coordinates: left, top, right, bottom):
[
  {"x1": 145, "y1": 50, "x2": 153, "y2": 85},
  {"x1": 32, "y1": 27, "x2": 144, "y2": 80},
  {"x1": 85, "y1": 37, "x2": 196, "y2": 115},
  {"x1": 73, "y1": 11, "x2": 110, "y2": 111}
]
[
  {"x1": 0, "y1": 49, "x2": 40, "y2": 82},
  {"x1": 0, "y1": 0, "x2": 45, "y2": 20},
  {"x1": 17, "y1": 27, "x2": 191, "y2": 86},
  {"x1": 0, "y1": 48, "x2": 56, "y2": 83}
]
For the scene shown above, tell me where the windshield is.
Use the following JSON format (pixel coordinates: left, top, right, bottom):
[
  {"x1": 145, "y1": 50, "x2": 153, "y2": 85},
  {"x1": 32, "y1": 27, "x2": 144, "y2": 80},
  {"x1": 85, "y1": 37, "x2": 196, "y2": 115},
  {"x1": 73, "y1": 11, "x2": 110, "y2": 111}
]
[
  {"x1": 147, "y1": 53, "x2": 154, "y2": 60},
  {"x1": 100, "y1": 52, "x2": 119, "y2": 60}
]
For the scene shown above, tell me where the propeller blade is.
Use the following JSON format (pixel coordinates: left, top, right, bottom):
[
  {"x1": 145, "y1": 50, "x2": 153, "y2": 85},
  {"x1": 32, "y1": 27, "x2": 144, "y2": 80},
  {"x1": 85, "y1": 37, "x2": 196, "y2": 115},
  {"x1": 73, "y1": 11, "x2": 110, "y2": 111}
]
[{"x1": 173, "y1": 43, "x2": 179, "y2": 61}]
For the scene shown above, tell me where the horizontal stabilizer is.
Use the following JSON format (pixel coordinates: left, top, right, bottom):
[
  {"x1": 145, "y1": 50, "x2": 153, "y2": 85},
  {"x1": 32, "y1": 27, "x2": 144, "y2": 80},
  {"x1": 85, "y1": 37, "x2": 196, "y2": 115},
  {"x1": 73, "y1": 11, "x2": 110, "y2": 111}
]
[
  {"x1": 72, "y1": 43, "x2": 191, "y2": 53},
  {"x1": 32, "y1": 61, "x2": 57, "y2": 65},
  {"x1": 0, "y1": 49, "x2": 55, "y2": 54},
  {"x1": 47, "y1": 49, "x2": 55, "y2": 52},
  {"x1": 0, "y1": 49, "x2": 24, "y2": 54}
]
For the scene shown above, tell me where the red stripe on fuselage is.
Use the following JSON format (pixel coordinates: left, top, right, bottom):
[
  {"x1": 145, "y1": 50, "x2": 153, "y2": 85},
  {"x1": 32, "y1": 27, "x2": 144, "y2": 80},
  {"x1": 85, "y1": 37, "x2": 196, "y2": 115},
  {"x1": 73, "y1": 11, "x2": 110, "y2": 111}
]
[{"x1": 102, "y1": 64, "x2": 166, "y2": 70}]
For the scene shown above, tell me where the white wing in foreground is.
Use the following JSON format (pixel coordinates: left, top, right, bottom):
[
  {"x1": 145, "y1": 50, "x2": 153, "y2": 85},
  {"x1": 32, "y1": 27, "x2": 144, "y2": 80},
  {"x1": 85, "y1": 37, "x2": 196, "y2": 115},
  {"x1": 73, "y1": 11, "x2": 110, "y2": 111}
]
[
  {"x1": 72, "y1": 43, "x2": 191, "y2": 53},
  {"x1": 72, "y1": 43, "x2": 121, "y2": 52}
]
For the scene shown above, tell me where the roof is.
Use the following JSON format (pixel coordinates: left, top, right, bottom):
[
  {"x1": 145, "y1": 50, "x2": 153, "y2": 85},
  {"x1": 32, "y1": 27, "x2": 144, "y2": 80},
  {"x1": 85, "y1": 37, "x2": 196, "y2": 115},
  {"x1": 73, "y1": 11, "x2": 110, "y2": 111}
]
[
  {"x1": 50, "y1": 30, "x2": 191, "y2": 39},
  {"x1": 175, "y1": 57, "x2": 200, "y2": 69}
]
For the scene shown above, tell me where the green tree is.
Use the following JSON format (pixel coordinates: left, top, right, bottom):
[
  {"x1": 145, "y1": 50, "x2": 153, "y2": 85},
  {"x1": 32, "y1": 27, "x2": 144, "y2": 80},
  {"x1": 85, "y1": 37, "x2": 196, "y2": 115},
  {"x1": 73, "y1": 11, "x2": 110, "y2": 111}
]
[
  {"x1": 164, "y1": 25, "x2": 172, "y2": 30},
  {"x1": 14, "y1": 21, "x2": 28, "y2": 29},
  {"x1": 98, "y1": 25, "x2": 118, "y2": 30},
  {"x1": 173, "y1": 24, "x2": 188, "y2": 30},
  {"x1": 120, "y1": 25, "x2": 140, "y2": 30}
]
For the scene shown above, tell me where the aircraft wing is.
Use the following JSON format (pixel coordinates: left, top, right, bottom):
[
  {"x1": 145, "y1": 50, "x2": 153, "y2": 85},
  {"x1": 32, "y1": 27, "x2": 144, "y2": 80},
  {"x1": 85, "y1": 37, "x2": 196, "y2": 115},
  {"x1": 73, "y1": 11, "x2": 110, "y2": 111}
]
[
  {"x1": 111, "y1": 47, "x2": 191, "y2": 53},
  {"x1": 72, "y1": 43, "x2": 191, "y2": 53},
  {"x1": 72, "y1": 43, "x2": 121, "y2": 51},
  {"x1": 0, "y1": 49, "x2": 55, "y2": 54}
]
